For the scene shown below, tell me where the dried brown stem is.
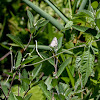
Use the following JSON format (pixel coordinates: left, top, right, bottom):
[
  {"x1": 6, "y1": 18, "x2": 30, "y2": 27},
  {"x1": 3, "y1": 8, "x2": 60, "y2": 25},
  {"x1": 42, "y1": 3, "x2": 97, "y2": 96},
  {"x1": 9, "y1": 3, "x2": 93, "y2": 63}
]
[
  {"x1": 0, "y1": 51, "x2": 11, "y2": 61},
  {"x1": 24, "y1": 33, "x2": 32, "y2": 51}
]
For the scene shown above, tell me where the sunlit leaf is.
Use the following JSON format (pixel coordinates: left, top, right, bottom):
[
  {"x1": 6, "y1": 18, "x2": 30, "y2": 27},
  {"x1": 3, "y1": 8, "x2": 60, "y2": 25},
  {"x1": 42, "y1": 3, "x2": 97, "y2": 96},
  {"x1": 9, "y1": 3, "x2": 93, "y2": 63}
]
[
  {"x1": 24, "y1": 93, "x2": 32, "y2": 100},
  {"x1": 91, "y1": 1, "x2": 98, "y2": 9},
  {"x1": 27, "y1": 85, "x2": 45, "y2": 100},
  {"x1": 39, "y1": 82, "x2": 51, "y2": 100}
]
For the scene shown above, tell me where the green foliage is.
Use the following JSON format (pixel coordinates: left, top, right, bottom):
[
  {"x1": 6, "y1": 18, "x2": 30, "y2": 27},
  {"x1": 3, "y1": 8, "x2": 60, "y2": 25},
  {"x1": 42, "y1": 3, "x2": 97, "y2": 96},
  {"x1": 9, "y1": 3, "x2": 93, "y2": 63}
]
[
  {"x1": 15, "y1": 51, "x2": 22, "y2": 68},
  {"x1": 0, "y1": 0, "x2": 100, "y2": 100},
  {"x1": 27, "y1": 85, "x2": 45, "y2": 100},
  {"x1": 7, "y1": 34, "x2": 24, "y2": 49},
  {"x1": 75, "y1": 47, "x2": 95, "y2": 87}
]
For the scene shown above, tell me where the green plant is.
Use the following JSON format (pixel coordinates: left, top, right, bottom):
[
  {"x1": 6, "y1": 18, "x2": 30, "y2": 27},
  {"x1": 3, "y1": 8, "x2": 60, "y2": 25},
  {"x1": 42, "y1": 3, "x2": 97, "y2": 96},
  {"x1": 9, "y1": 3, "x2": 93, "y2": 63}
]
[{"x1": 0, "y1": 0, "x2": 100, "y2": 100}]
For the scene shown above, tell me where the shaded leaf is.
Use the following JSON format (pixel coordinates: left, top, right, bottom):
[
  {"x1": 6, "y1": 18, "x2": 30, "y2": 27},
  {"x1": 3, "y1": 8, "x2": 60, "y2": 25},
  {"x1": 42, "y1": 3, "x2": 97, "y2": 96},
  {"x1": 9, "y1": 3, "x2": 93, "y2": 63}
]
[
  {"x1": 1, "y1": 85, "x2": 8, "y2": 96},
  {"x1": 40, "y1": 53, "x2": 54, "y2": 66},
  {"x1": 32, "y1": 64, "x2": 42, "y2": 80},
  {"x1": 77, "y1": 10, "x2": 94, "y2": 19},
  {"x1": 66, "y1": 66, "x2": 75, "y2": 87},
  {"x1": 8, "y1": 92, "x2": 18, "y2": 100},
  {"x1": 16, "y1": 96, "x2": 23, "y2": 100},
  {"x1": 15, "y1": 51, "x2": 22, "y2": 68},
  {"x1": 72, "y1": 25, "x2": 97, "y2": 36},
  {"x1": 21, "y1": 55, "x2": 38, "y2": 65},
  {"x1": 27, "y1": 10, "x2": 34, "y2": 28},
  {"x1": 57, "y1": 57, "x2": 72, "y2": 77},
  {"x1": 95, "y1": 18, "x2": 100, "y2": 29},
  {"x1": 7, "y1": 34, "x2": 24, "y2": 49}
]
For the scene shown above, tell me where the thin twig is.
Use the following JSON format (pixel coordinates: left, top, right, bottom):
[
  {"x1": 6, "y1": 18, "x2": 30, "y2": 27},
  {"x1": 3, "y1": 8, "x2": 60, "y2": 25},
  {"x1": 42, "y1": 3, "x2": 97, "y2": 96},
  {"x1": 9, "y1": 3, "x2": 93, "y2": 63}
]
[
  {"x1": 35, "y1": 40, "x2": 43, "y2": 59},
  {"x1": 5, "y1": 50, "x2": 13, "y2": 85},
  {"x1": 24, "y1": 33, "x2": 32, "y2": 51},
  {"x1": 0, "y1": 51, "x2": 11, "y2": 61},
  {"x1": 7, "y1": 65, "x2": 21, "y2": 98},
  {"x1": 24, "y1": 44, "x2": 86, "y2": 67},
  {"x1": 53, "y1": 53, "x2": 58, "y2": 76},
  {"x1": 24, "y1": 39, "x2": 100, "y2": 67},
  {"x1": 24, "y1": 72, "x2": 44, "y2": 97}
]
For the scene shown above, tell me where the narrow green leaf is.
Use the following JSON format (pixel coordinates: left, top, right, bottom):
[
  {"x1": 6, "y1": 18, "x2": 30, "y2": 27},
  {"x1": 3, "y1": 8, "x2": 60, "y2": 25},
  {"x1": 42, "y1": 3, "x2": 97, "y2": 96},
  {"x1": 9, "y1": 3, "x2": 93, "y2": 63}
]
[
  {"x1": 95, "y1": 18, "x2": 100, "y2": 29},
  {"x1": 61, "y1": 77, "x2": 70, "y2": 83},
  {"x1": 21, "y1": 55, "x2": 38, "y2": 65},
  {"x1": 15, "y1": 51, "x2": 22, "y2": 68},
  {"x1": 36, "y1": 19, "x2": 49, "y2": 29},
  {"x1": 8, "y1": 92, "x2": 17, "y2": 100},
  {"x1": 58, "y1": 37, "x2": 63, "y2": 50},
  {"x1": 27, "y1": 10, "x2": 34, "y2": 28},
  {"x1": 24, "y1": 93, "x2": 32, "y2": 100},
  {"x1": 45, "y1": 76, "x2": 53, "y2": 90},
  {"x1": 57, "y1": 57, "x2": 72, "y2": 77},
  {"x1": 72, "y1": 25, "x2": 89, "y2": 32},
  {"x1": 96, "y1": 9, "x2": 100, "y2": 18},
  {"x1": 78, "y1": 0, "x2": 88, "y2": 11},
  {"x1": 4, "y1": 72, "x2": 13, "y2": 77},
  {"x1": 22, "y1": 69, "x2": 29, "y2": 91},
  {"x1": 1, "y1": 85, "x2": 8, "y2": 96},
  {"x1": 72, "y1": 25, "x2": 97, "y2": 36},
  {"x1": 39, "y1": 82, "x2": 51, "y2": 100},
  {"x1": 21, "y1": 78, "x2": 30, "y2": 84},
  {"x1": 16, "y1": 96, "x2": 23, "y2": 100},
  {"x1": 66, "y1": 66, "x2": 74, "y2": 87},
  {"x1": 22, "y1": 0, "x2": 64, "y2": 31},
  {"x1": 32, "y1": 64, "x2": 42, "y2": 79},
  {"x1": 22, "y1": 69, "x2": 28, "y2": 78},
  {"x1": 76, "y1": 10, "x2": 94, "y2": 19},
  {"x1": 7, "y1": 34, "x2": 24, "y2": 49},
  {"x1": 40, "y1": 53, "x2": 54, "y2": 66}
]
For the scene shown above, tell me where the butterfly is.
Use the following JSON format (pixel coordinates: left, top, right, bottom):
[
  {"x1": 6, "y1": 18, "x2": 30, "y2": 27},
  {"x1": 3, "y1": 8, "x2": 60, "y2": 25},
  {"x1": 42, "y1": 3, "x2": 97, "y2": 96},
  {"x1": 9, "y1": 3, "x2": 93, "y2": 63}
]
[{"x1": 49, "y1": 37, "x2": 58, "y2": 48}]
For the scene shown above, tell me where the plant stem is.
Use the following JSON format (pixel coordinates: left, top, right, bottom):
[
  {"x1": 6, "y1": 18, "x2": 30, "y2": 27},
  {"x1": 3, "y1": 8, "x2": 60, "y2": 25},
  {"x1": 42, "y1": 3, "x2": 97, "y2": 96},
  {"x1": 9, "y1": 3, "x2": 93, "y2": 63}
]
[
  {"x1": 53, "y1": 53, "x2": 58, "y2": 78},
  {"x1": 24, "y1": 33, "x2": 32, "y2": 51},
  {"x1": 7, "y1": 65, "x2": 21, "y2": 98},
  {"x1": 44, "y1": 0, "x2": 69, "y2": 23},
  {"x1": 0, "y1": 51, "x2": 11, "y2": 61},
  {"x1": 68, "y1": 0, "x2": 72, "y2": 19}
]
